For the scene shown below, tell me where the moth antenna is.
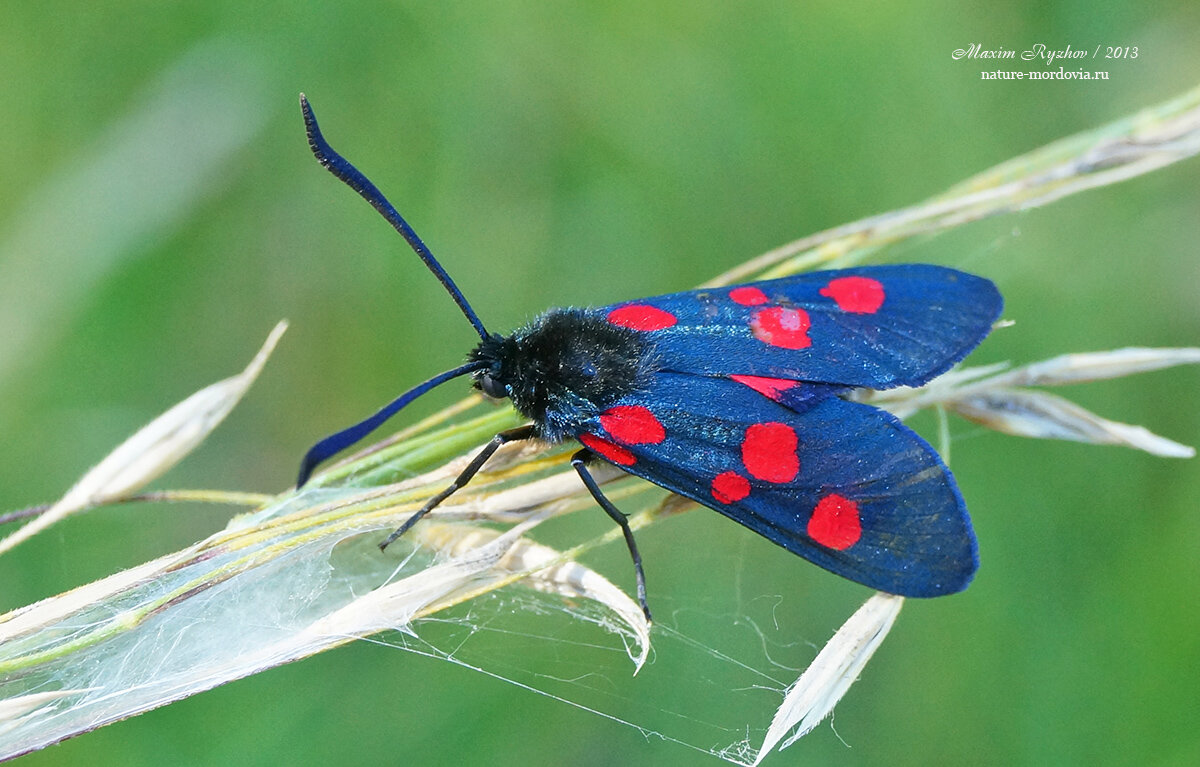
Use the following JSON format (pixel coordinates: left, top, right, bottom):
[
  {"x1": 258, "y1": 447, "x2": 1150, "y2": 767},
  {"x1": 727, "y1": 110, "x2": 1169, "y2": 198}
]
[
  {"x1": 299, "y1": 93, "x2": 490, "y2": 341},
  {"x1": 297, "y1": 361, "x2": 485, "y2": 487}
]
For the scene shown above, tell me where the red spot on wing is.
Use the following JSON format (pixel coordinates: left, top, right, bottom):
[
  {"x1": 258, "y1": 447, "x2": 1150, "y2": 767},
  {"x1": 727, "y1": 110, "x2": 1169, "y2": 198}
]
[
  {"x1": 819, "y1": 276, "x2": 885, "y2": 314},
  {"x1": 750, "y1": 307, "x2": 811, "y2": 349},
  {"x1": 600, "y1": 405, "x2": 665, "y2": 445},
  {"x1": 579, "y1": 433, "x2": 637, "y2": 466},
  {"x1": 730, "y1": 374, "x2": 798, "y2": 402},
  {"x1": 729, "y1": 286, "x2": 769, "y2": 306},
  {"x1": 741, "y1": 422, "x2": 799, "y2": 483},
  {"x1": 607, "y1": 304, "x2": 677, "y2": 331},
  {"x1": 711, "y1": 471, "x2": 751, "y2": 504},
  {"x1": 807, "y1": 494, "x2": 862, "y2": 550}
]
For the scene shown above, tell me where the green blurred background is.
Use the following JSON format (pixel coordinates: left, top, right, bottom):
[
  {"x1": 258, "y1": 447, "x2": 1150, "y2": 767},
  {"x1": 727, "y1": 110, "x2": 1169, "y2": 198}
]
[{"x1": 3, "y1": 2, "x2": 1199, "y2": 765}]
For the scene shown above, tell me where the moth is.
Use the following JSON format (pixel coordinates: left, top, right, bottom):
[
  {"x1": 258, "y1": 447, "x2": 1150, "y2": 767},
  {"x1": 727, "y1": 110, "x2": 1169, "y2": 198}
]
[{"x1": 295, "y1": 95, "x2": 1002, "y2": 619}]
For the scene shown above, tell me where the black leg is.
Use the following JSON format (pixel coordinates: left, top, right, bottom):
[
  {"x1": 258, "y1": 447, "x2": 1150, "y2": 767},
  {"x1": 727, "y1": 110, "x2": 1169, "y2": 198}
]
[
  {"x1": 571, "y1": 450, "x2": 652, "y2": 623},
  {"x1": 379, "y1": 425, "x2": 537, "y2": 550}
]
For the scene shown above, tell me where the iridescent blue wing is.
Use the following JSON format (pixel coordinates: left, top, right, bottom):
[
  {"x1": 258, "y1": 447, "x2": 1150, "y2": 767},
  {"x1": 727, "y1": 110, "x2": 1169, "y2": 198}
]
[
  {"x1": 601, "y1": 264, "x2": 1002, "y2": 390},
  {"x1": 575, "y1": 373, "x2": 977, "y2": 597}
]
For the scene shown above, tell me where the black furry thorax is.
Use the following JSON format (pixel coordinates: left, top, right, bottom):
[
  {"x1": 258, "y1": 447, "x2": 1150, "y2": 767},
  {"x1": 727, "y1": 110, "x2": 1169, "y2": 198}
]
[{"x1": 467, "y1": 308, "x2": 658, "y2": 442}]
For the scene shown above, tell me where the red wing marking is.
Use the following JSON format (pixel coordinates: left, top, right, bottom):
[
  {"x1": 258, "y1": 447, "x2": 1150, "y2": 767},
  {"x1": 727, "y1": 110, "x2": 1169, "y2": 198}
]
[
  {"x1": 750, "y1": 307, "x2": 812, "y2": 349},
  {"x1": 730, "y1": 374, "x2": 799, "y2": 402},
  {"x1": 819, "y1": 276, "x2": 885, "y2": 314},
  {"x1": 807, "y1": 494, "x2": 862, "y2": 550},
  {"x1": 710, "y1": 471, "x2": 751, "y2": 504},
  {"x1": 729, "y1": 286, "x2": 769, "y2": 306},
  {"x1": 579, "y1": 433, "x2": 637, "y2": 466},
  {"x1": 741, "y1": 422, "x2": 800, "y2": 483},
  {"x1": 600, "y1": 405, "x2": 666, "y2": 445},
  {"x1": 606, "y1": 304, "x2": 677, "y2": 331}
]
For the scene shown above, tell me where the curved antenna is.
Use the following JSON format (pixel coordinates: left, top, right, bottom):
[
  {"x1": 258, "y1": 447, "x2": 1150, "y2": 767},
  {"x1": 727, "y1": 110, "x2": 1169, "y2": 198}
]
[
  {"x1": 299, "y1": 94, "x2": 490, "y2": 341},
  {"x1": 297, "y1": 361, "x2": 485, "y2": 487}
]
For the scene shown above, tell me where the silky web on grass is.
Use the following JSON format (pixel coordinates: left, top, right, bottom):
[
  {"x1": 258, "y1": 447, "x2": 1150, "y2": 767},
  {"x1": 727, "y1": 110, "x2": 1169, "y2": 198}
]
[
  {"x1": 2, "y1": 83, "x2": 1200, "y2": 764},
  {"x1": 0, "y1": 477, "x2": 653, "y2": 758},
  {"x1": 0, "y1": 469, "x2": 822, "y2": 764}
]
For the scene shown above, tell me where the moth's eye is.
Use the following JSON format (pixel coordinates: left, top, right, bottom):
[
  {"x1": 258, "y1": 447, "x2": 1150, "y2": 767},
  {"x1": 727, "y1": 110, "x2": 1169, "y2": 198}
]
[{"x1": 478, "y1": 372, "x2": 507, "y2": 400}]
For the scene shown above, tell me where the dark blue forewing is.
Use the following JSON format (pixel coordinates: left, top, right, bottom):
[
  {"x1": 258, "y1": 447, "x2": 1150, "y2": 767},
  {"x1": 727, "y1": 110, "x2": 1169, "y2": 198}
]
[
  {"x1": 577, "y1": 373, "x2": 978, "y2": 597},
  {"x1": 601, "y1": 265, "x2": 1001, "y2": 390}
]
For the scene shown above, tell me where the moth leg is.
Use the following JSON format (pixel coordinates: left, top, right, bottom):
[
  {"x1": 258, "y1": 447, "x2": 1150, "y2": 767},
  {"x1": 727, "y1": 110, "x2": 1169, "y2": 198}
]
[
  {"x1": 571, "y1": 450, "x2": 652, "y2": 623},
  {"x1": 379, "y1": 424, "x2": 537, "y2": 550}
]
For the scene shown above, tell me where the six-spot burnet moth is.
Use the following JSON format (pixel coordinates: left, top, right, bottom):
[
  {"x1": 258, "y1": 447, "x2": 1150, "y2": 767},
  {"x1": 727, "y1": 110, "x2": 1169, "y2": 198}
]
[{"x1": 295, "y1": 94, "x2": 1003, "y2": 621}]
